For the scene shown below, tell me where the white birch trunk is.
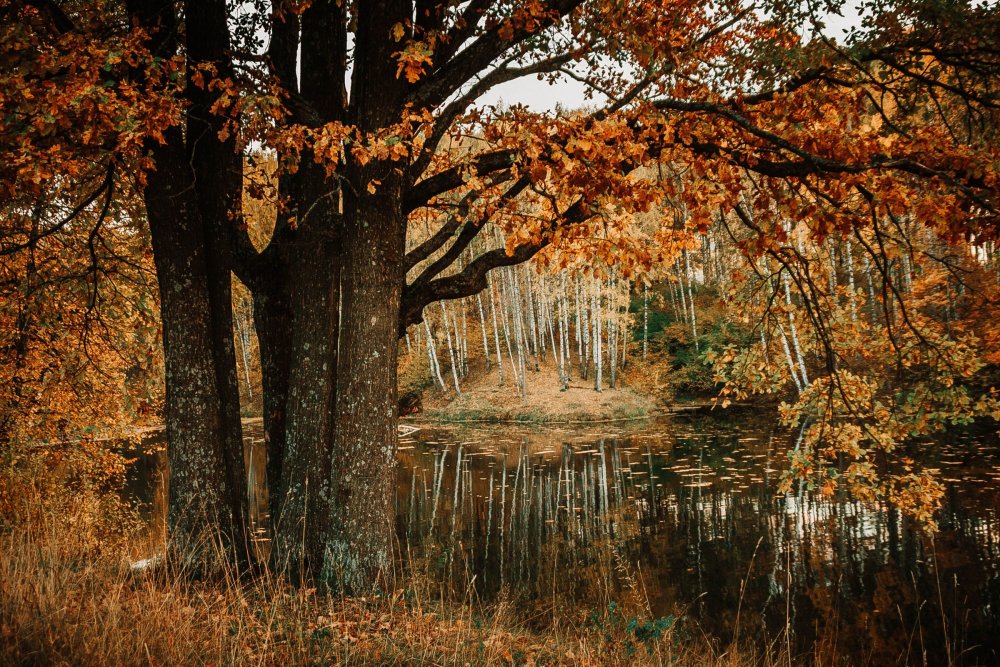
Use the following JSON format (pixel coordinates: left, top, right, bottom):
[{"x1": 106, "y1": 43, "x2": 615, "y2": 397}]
[
  {"x1": 234, "y1": 305, "x2": 254, "y2": 399},
  {"x1": 846, "y1": 237, "x2": 858, "y2": 322},
  {"x1": 488, "y1": 272, "x2": 504, "y2": 385},
  {"x1": 593, "y1": 276, "x2": 603, "y2": 392},
  {"x1": 498, "y1": 268, "x2": 520, "y2": 390},
  {"x1": 608, "y1": 278, "x2": 617, "y2": 389},
  {"x1": 642, "y1": 284, "x2": 649, "y2": 361},
  {"x1": 776, "y1": 321, "x2": 803, "y2": 393},
  {"x1": 476, "y1": 291, "x2": 491, "y2": 370},
  {"x1": 459, "y1": 298, "x2": 468, "y2": 377},
  {"x1": 440, "y1": 301, "x2": 462, "y2": 395},
  {"x1": 577, "y1": 274, "x2": 588, "y2": 377},
  {"x1": 863, "y1": 252, "x2": 878, "y2": 323},
  {"x1": 684, "y1": 249, "x2": 699, "y2": 353},
  {"x1": 759, "y1": 325, "x2": 769, "y2": 365},
  {"x1": 782, "y1": 270, "x2": 809, "y2": 387},
  {"x1": 675, "y1": 259, "x2": 689, "y2": 329},
  {"x1": 561, "y1": 274, "x2": 572, "y2": 382},
  {"x1": 557, "y1": 278, "x2": 569, "y2": 389},
  {"x1": 424, "y1": 318, "x2": 446, "y2": 391},
  {"x1": 507, "y1": 267, "x2": 528, "y2": 400},
  {"x1": 523, "y1": 267, "x2": 540, "y2": 367}
]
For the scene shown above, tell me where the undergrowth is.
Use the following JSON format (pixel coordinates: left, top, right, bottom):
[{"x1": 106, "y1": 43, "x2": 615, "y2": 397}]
[{"x1": 0, "y1": 445, "x2": 798, "y2": 666}]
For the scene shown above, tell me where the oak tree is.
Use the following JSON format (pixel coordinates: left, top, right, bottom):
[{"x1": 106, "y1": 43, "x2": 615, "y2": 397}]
[{"x1": 3, "y1": 0, "x2": 997, "y2": 590}]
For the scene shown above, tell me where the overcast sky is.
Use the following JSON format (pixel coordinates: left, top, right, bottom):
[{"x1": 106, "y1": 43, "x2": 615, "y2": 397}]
[{"x1": 476, "y1": 4, "x2": 862, "y2": 112}]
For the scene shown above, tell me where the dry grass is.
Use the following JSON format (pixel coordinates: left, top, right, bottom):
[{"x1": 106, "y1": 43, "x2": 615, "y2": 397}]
[
  {"x1": 0, "y1": 530, "x2": 789, "y2": 666},
  {"x1": 420, "y1": 359, "x2": 656, "y2": 424},
  {"x1": 0, "y1": 452, "x2": 791, "y2": 666}
]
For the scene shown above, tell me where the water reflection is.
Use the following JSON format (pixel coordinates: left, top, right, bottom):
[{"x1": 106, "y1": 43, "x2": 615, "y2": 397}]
[{"x1": 128, "y1": 409, "x2": 1000, "y2": 664}]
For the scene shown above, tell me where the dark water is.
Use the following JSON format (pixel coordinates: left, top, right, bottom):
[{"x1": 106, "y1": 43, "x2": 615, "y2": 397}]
[{"x1": 127, "y1": 409, "x2": 1000, "y2": 665}]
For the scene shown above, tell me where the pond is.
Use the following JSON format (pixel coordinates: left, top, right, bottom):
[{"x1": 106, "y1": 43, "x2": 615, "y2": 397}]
[{"x1": 126, "y1": 407, "x2": 1000, "y2": 664}]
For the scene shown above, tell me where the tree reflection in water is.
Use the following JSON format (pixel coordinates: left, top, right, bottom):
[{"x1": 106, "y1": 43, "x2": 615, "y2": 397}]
[{"x1": 129, "y1": 409, "x2": 1000, "y2": 664}]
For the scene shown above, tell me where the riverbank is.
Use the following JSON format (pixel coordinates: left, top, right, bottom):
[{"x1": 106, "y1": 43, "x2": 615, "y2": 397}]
[
  {"x1": 416, "y1": 364, "x2": 658, "y2": 424},
  {"x1": 0, "y1": 434, "x2": 794, "y2": 666},
  {"x1": 0, "y1": 502, "x2": 789, "y2": 667},
  {"x1": 0, "y1": 452, "x2": 780, "y2": 666},
  {"x1": 5, "y1": 409, "x2": 984, "y2": 665}
]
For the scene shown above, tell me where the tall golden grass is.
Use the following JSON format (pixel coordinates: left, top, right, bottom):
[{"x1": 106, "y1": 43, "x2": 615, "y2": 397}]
[{"x1": 0, "y1": 450, "x2": 819, "y2": 666}]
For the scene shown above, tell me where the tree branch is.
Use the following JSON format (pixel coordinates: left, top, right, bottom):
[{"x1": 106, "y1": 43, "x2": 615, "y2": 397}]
[
  {"x1": 1, "y1": 163, "x2": 115, "y2": 256},
  {"x1": 413, "y1": 0, "x2": 583, "y2": 110},
  {"x1": 408, "y1": 174, "x2": 530, "y2": 289},
  {"x1": 399, "y1": 197, "x2": 590, "y2": 334},
  {"x1": 406, "y1": 148, "x2": 517, "y2": 212}
]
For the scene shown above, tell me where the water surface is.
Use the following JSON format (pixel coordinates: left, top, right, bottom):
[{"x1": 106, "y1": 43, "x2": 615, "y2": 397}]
[{"x1": 127, "y1": 408, "x2": 1000, "y2": 665}]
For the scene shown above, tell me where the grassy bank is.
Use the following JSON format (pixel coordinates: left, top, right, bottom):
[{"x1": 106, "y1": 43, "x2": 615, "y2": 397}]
[
  {"x1": 417, "y1": 364, "x2": 657, "y2": 425},
  {"x1": 0, "y1": 454, "x2": 803, "y2": 667},
  {"x1": 0, "y1": 523, "x2": 791, "y2": 666}
]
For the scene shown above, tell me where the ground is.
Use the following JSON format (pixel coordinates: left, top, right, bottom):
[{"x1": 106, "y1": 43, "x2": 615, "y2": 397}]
[{"x1": 415, "y1": 359, "x2": 658, "y2": 423}]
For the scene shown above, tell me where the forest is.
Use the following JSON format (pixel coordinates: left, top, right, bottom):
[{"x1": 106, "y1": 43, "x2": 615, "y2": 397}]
[{"x1": 1, "y1": 0, "x2": 999, "y2": 664}]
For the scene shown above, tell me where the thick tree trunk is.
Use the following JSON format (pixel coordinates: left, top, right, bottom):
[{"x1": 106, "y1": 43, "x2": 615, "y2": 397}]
[
  {"x1": 277, "y1": 247, "x2": 340, "y2": 574},
  {"x1": 169, "y1": 0, "x2": 256, "y2": 568},
  {"x1": 143, "y1": 136, "x2": 247, "y2": 566},
  {"x1": 251, "y1": 274, "x2": 292, "y2": 535},
  {"x1": 233, "y1": 157, "x2": 343, "y2": 580},
  {"x1": 126, "y1": 0, "x2": 249, "y2": 570},
  {"x1": 325, "y1": 168, "x2": 405, "y2": 592}
]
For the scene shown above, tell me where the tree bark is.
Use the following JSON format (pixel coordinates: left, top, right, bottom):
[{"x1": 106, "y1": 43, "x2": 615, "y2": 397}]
[
  {"x1": 271, "y1": 170, "x2": 341, "y2": 577},
  {"x1": 251, "y1": 271, "x2": 292, "y2": 537},
  {"x1": 488, "y1": 272, "x2": 504, "y2": 385},
  {"x1": 143, "y1": 133, "x2": 247, "y2": 566},
  {"x1": 325, "y1": 166, "x2": 406, "y2": 592}
]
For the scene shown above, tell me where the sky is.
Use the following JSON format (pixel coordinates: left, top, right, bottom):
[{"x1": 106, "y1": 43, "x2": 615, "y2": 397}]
[
  {"x1": 274, "y1": 2, "x2": 867, "y2": 114},
  {"x1": 476, "y1": 3, "x2": 863, "y2": 112}
]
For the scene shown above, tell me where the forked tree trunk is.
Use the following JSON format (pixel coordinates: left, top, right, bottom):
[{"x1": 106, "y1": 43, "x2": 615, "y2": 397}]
[
  {"x1": 127, "y1": 0, "x2": 251, "y2": 570},
  {"x1": 255, "y1": 180, "x2": 404, "y2": 590}
]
